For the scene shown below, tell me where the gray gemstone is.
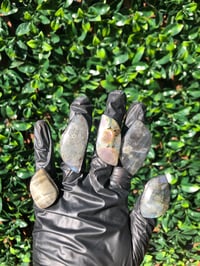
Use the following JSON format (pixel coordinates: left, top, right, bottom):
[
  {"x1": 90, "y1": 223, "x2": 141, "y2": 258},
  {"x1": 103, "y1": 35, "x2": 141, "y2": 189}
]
[
  {"x1": 121, "y1": 120, "x2": 151, "y2": 175},
  {"x1": 140, "y1": 175, "x2": 170, "y2": 218},
  {"x1": 60, "y1": 114, "x2": 88, "y2": 173},
  {"x1": 125, "y1": 102, "x2": 145, "y2": 128}
]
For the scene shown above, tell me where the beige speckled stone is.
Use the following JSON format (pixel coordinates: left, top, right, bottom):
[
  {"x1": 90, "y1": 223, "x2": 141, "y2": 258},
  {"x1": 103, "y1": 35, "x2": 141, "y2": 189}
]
[
  {"x1": 96, "y1": 115, "x2": 121, "y2": 166},
  {"x1": 30, "y1": 168, "x2": 58, "y2": 209}
]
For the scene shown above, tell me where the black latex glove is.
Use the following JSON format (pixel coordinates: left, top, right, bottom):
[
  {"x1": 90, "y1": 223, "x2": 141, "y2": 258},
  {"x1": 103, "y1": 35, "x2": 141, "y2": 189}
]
[{"x1": 30, "y1": 91, "x2": 170, "y2": 266}]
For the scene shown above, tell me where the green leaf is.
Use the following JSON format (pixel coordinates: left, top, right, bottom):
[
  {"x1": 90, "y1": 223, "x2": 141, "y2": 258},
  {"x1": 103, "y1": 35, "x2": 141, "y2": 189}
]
[
  {"x1": 100, "y1": 76, "x2": 118, "y2": 91},
  {"x1": 183, "y1": 2, "x2": 197, "y2": 13},
  {"x1": 19, "y1": 64, "x2": 36, "y2": 74},
  {"x1": 15, "y1": 219, "x2": 28, "y2": 228},
  {"x1": 132, "y1": 62, "x2": 148, "y2": 72},
  {"x1": 163, "y1": 23, "x2": 184, "y2": 36},
  {"x1": 65, "y1": 0, "x2": 73, "y2": 8},
  {"x1": 192, "y1": 113, "x2": 200, "y2": 122},
  {"x1": 13, "y1": 121, "x2": 32, "y2": 131},
  {"x1": 55, "y1": 7, "x2": 64, "y2": 17},
  {"x1": 192, "y1": 70, "x2": 200, "y2": 79},
  {"x1": 188, "y1": 209, "x2": 200, "y2": 221},
  {"x1": 181, "y1": 200, "x2": 190, "y2": 208},
  {"x1": 51, "y1": 19, "x2": 61, "y2": 31},
  {"x1": 10, "y1": 60, "x2": 24, "y2": 68},
  {"x1": 82, "y1": 21, "x2": 91, "y2": 33},
  {"x1": 0, "y1": 154, "x2": 11, "y2": 162},
  {"x1": 181, "y1": 184, "x2": 200, "y2": 193},
  {"x1": 22, "y1": 252, "x2": 31, "y2": 263},
  {"x1": 13, "y1": 131, "x2": 24, "y2": 147},
  {"x1": 16, "y1": 23, "x2": 31, "y2": 36},
  {"x1": 174, "y1": 107, "x2": 192, "y2": 121},
  {"x1": 113, "y1": 52, "x2": 129, "y2": 65},
  {"x1": 175, "y1": 10, "x2": 184, "y2": 21},
  {"x1": 132, "y1": 46, "x2": 145, "y2": 63},
  {"x1": 42, "y1": 42, "x2": 52, "y2": 52},
  {"x1": 51, "y1": 33, "x2": 60, "y2": 44},
  {"x1": 81, "y1": 80, "x2": 99, "y2": 91},
  {"x1": 6, "y1": 105, "x2": 15, "y2": 117},
  {"x1": 166, "y1": 173, "x2": 178, "y2": 185},
  {"x1": 39, "y1": 15, "x2": 50, "y2": 25},
  {"x1": 156, "y1": 53, "x2": 171, "y2": 65},
  {"x1": 167, "y1": 140, "x2": 184, "y2": 150},
  {"x1": 112, "y1": 13, "x2": 129, "y2": 26},
  {"x1": 53, "y1": 86, "x2": 63, "y2": 98},
  {"x1": 17, "y1": 169, "x2": 32, "y2": 179},
  {"x1": 96, "y1": 48, "x2": 106, "y2": 59},
  {"x1": 92, "y1": 35, "x2": 101, "y2": 46},
  {"x1": 48, "y1": 105, "x2": 57, "y2": 112},
  {"x1": 10, "y1": 247, "x2": 17, "y2": 255},
  {"x1": 24, "y1": 11, "x2": 32, "y2": 20},
  {"x1": 166, "y1": 41, "x2": 176, "y2": 52},
  {"x1": 27, "y1": 39, "x2": 38, "y2": 49},
  {"x1": 89, "y1": 3, "x2": 110, "y2": 16},
  {"x1": 0, "y1": 0, "x2": 18, "y2": 15},
  {"x1": 0, "y1": 134, "x2": 7, "y2": 142}
]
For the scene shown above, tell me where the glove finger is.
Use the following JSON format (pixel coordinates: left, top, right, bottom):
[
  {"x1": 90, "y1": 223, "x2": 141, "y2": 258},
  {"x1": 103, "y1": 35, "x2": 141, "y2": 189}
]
[
  {"x1": 30, "y1": 120, "x2": 58, "y2": 209},
  {"x1": 109, "y1": 166, "x2": 130, "y2": 190},
  {"x1": 120, "y1": 103, "x2": 152, "y2": 176},
  {"x1": 96, "y1": 90, "x2": 126, "y2": 166},
  {"x1": 34, "y1": 120, "x2": 55, "y2": 176},
  {"x1": 88, "y1": 90, "x2": 126, "y2": 189},
  {"x1": 109, "y1": 103, "x2": 151, "y2": 191},
  {"x1": 130, "y1": 197, "x2": 156, "y2": 266},
  {"x1": 60, "y1": 95, "x2": 92, "y2": 183}
]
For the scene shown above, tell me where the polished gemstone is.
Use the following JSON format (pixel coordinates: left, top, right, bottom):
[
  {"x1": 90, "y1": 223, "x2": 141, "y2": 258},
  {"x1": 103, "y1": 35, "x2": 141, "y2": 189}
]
[
  {"x1": 140, "y1": 175, "x2": 170, "y2": 218},
  {"x1": 96, "y1": 115, "x2": 121, "y2": 166},
  {"x1": 30, "y1": 168, "x2": 59, "y2": 209},
  {"x1": 60, "y1": 114, "x2": 88, "y2": 173},
  {"x1": 121, "y1": 120, "x2": 151, "y2": 175},
  {"x1": 125, "y1": 102, "x2": 145, "y2": 128}
]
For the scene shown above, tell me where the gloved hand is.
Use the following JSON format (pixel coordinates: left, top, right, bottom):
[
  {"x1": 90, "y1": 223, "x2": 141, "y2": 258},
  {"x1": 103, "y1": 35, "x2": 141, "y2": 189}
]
[{"x1": 30, "y1": 90, "x2": 170, "y2": 266}]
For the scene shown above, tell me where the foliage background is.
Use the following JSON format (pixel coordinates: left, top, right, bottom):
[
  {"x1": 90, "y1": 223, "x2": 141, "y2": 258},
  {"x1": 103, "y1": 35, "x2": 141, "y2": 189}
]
[{"x1": 0, "y1": 0, "x2": 200, "y2": 265}]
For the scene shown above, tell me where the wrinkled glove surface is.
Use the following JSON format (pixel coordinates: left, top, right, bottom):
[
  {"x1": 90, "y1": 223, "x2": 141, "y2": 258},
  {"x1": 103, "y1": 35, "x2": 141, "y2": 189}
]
[{"x1": 31, "y1": 91, "x2": 169, "y2": 266}]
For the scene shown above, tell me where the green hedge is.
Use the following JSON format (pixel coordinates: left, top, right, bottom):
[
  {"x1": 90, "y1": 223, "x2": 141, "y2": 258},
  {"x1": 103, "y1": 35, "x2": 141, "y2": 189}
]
[{"x1": 0, "y1": 0, "x2": 200, "y2": 265}]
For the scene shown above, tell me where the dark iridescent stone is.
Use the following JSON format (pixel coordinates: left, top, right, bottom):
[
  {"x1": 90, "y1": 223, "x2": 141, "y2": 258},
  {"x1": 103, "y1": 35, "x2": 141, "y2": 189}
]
[
  {"x1": 60, "y1": 114, "x2": 89, "y2": 173},
  {"x1": 30, "y1": 168, "x2": 58, "y2": 209},
  {"x1": 140, "y1": 175, "x2": 170, "y2": 218},
  {"x1": 96, "y1": 115, "x2": 121, "y2": 166},
  {"x1": 121, "y1": 120, "x2": 151, "y2": 175},
  {"x1": 125, "y1": 102, "x2": 145, "y2": 128}
]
